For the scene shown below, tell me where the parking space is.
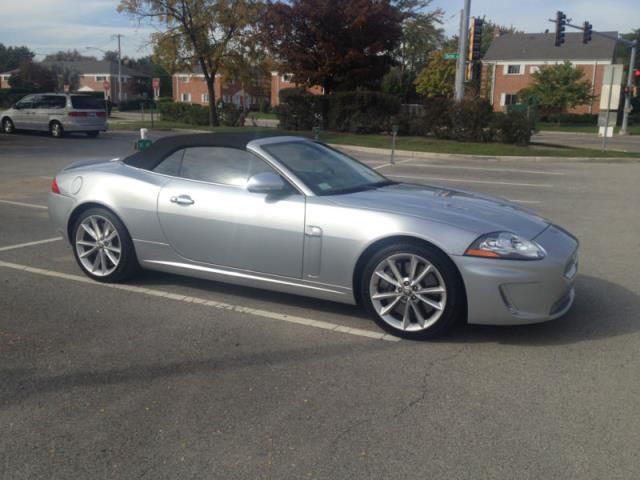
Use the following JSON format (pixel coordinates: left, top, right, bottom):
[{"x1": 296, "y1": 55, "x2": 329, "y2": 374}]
[{"x1": 2, "y1": 131, "x2": 640, "y2": 479}]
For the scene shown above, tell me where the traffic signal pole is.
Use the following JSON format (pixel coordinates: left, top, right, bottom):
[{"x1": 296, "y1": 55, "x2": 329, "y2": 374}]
[
  {"x1": 550, "y1": 14, "x2": 637, "y2": 135},
  {"x1": 454, "y1": 0, "x2": 471, "y2": 102}
]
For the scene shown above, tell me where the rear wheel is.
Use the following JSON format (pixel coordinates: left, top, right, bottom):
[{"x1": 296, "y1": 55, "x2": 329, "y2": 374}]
[
  {"x1": 72, "y1": 208, "x2": 138, "y2": 283},
  {"x1": 86, "y1": 131, "x2": 99, "y2": 138},
  {"x1": 50, "y1": 121, "x2": 64, "y2": 138},
  {"x1": 2, "y1": 118, "x2": 14, "y2": 134},
  {"x1": 361, "y1": 243, "x2": 465, "y2": 339}
]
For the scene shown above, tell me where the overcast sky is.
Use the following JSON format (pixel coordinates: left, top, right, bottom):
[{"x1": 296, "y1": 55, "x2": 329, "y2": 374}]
[{"x1": 0, "y1": 0, "x2": 637, "y2": 60}]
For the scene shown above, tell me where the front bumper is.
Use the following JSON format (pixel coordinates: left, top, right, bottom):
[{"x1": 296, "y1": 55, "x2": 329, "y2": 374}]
[{"x1": 453, "y1": 225, "x2": 579, "y2": 326}]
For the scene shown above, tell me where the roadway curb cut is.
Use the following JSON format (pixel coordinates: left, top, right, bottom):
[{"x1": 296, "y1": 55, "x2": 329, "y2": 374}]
[{"x1": 329, "y1": 143, "x2": 640, "y2": 163}]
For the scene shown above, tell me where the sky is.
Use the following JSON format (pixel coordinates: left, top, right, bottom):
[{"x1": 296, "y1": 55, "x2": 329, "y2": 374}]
[{"x1": 0, "y1": 0, "x2": 637, "y2": 60}]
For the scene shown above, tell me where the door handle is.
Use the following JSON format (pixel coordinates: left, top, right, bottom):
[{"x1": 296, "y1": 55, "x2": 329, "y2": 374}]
[{"x1": 170, "y1": 195, "x2": 195, "y2": 206}]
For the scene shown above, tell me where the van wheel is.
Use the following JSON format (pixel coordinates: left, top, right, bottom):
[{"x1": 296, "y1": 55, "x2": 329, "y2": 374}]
[
  {"x1": 2, "y1": 118, "x2": 14, "y2": 134},
  {"x1": 86, "y1": 131, "x2": 99, "y2": 138},
  {"x1": 50, "y1": 121, "x2": 64, "y2": 138}
]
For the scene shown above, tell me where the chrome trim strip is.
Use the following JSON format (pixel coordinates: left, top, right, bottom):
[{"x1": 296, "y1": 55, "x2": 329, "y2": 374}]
[
  {"x1": 143, "y1": 260, "x2": 347, "y2": 295},
  {"x1": 133, "y1": 239, "x2": 169, "y2": 246}
]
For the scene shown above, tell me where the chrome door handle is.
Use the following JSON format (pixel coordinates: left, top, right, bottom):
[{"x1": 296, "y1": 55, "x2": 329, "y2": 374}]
[{"x1": 170, "y1": 195, "x2": 194, "y2": 205}]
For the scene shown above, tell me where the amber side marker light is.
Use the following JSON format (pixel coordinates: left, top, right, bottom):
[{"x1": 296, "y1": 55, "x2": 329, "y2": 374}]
[
  {"x1": 51, "y1": 178, "x2": 60, "y2": 194},
  {"x1": 465, "y1": 248, "x2": 500, "y2": 258}
]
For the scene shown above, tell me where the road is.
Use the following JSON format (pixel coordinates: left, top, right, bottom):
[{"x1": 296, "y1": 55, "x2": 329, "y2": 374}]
[
  {"x1": 534, "y1": 130, "x2": 640, "y2": 153},
  {"x1": 1, "y1": 130, "x2": 640, "y2": 479}
]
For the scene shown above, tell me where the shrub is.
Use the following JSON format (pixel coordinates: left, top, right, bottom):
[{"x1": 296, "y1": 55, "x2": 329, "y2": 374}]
[
  {"x1": 491, "y1": 111, "x2": 533, "y2": 145},
  {"x1": 218, "y1": 102, "x2": 244, "y2": 127},
  {"x1": 0, "y1": 88, "x2": 30, "y2": 109},
  {"x1": 158, "y1": 102, "x2": 209, "y2": 125},
  {"x1": 447, "y1": 98, "x2": 493, "y2": 142},
  {"x1": 276, "y1": 88, "x2": 325, "y2": 131},
  {"x1": 326, "y1": 91, "x2": 400, "y2": 134},
  {"x1": 539, "y1": 112, "x2": 597, "y2": 124},
  {"x1": 117, "y1": 97, "x2": 155, "y2": 111}
]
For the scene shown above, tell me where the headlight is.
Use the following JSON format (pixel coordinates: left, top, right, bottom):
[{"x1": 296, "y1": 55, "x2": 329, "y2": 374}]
[{"x1": 465, "y1": 232, "x2": 546, "y2": 260}]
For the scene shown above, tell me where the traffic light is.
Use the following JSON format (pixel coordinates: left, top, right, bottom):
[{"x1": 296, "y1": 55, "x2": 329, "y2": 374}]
[
  {"x1": 468, "y1": 17, "x2": 484, "y2": 62},
  {"x1": 555, "y1": 11, "x2": 566, "y2": 46},
  {"x1": 634, "y1": 68, "x2": 640, "y2": 80},
  {"x1": 582, "y1": 21, "x2": 593, "y2": 43}
]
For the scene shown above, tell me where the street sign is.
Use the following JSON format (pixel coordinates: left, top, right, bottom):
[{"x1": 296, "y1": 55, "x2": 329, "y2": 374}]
[
  {"x1": 152, "y1": 78, "x2": 160, "y2": 89},
  {"x1": 444, "y1": 53, "x2": 459, "y2": 60},
  {"x1": 103, "y1": 80, "x2": 110, "y2": 91},
  {"x1": 600, "y1": 64, "x2": 624, "y2": 110}
]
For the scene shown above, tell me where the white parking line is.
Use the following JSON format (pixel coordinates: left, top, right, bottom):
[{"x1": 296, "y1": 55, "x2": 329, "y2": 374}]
[
  {"x1": 0, "y1": 237, "x2": 62, "y2": 252},
  {"x1": 0, "y1": 199, "x2": 48, "y2": 210},
  {"x1": 382, "y1": 162, "x2": 566, "y2": 176},
  {"x1": 0, "y1": 260, "x2": 400, "y2": 343},
  {"x1": 387, "y1": 174, "x2": 553, "y2": 188},
  {"x1": 372, "y1": 158, "x2": 414, "y2": 170}
]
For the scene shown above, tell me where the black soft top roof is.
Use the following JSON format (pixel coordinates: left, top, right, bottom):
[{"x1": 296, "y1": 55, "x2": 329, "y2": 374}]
[{"x1": 122, "y1": 132, "x2": 284, "y2": 171}]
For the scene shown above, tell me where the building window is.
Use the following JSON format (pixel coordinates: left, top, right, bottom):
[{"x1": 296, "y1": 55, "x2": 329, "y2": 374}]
[
  {"x1": 501, "y1": 93, "x2": 519, "y2": 106},
  {"x1": 506, "y1": 65, "x2": 522, "y2": 75},
  {"x1": 280, "y1": 74, "x2": 293, "y2": 83},
  {"x1": 95, "y1": 75, "x2": 107, "y2": 81},
  {"x1": 202, "y1": 93, "x2": 209, "y2": 103},
  {"x1": 179, "y1": 76, "x2": 190, "y2": 83},
  {"x1": 181, "y1": 93, "x2": 191, "y2": 102}
]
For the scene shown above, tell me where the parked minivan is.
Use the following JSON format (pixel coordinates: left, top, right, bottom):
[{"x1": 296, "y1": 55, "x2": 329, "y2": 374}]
[{"x1": 0, "y1": 93, "x2": 108, "y2": 138}]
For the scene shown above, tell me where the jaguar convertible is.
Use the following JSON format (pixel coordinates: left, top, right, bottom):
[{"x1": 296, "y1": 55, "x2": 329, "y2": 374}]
[{"x1": 48, "y1": 133, "x2": 578, "y2": 339}]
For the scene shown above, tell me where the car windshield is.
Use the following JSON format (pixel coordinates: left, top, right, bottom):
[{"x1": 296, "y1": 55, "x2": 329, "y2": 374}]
[
  {"x1": 71, "y1": 96, "x2": 103, "y2": 110},
  {"x1": 261, "y1": 141, "x2": 392, "y2": 195}
]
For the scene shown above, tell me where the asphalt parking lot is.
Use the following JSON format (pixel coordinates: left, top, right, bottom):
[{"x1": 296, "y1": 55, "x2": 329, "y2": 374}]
[{"x1": 1, "y1": 130, "x2": 640, "y2": 479}]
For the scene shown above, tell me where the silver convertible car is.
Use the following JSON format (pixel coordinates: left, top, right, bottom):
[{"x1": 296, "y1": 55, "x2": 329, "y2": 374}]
[{"x1": 49, "y1": 133, "x2": 578, "y2": 339}]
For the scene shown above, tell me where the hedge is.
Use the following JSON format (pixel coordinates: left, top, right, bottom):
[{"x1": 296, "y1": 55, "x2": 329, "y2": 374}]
[
  {"x1": 275, "y1": 88, "x2": 326, "y2": 131},
  {"x1": 157, "y1": 102, "x2": 209, "y2": 125},
  {"x1": 0, "y1": 88, "x2": 29, "y2": 109},
  {"x1": 117, "y1": 97, "x2": 155, "y2": 112}
]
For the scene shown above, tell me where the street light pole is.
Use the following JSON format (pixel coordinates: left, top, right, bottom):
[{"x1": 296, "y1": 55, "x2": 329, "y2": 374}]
[
  {"x1": 112, "y1": 34, "x2": 124, "y2": 104},
  {"x1": 620, "y1": 41, "x2": 637, "y2": 135},
  {"x1": 454, "y1": 0, "x2": 471, "y2": 102}
]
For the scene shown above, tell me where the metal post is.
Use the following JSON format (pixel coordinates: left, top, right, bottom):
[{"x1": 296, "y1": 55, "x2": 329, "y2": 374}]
[
  {"x1": 620, "y1": 42, "x2": 637, "y2": 135},
  {"x1": 112, "y1": 34, "x2": 123, "y2": 104},
  {"x1": 391, "y1": 131, "x2": 397, "y2": 164},
  {"x1": 151, "y1": 105, "x2": 154, "y2": 129},
  {"x1": 602, "y1": 67, "x2": 614, "y2": 151},
  {"x1": 455, "y1": 0, "x2": 471, "y2": 102}
]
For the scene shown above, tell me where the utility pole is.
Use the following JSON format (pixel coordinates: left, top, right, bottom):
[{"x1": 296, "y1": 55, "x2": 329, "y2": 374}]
[
  {"x1": 454, "y1": 0, "x2": 471, "y2": 102},
  {"x1": 112, "y1": 34, "x2": 124, "y2": 104},
  {"x1": 620, "y1": 42, "x2": 637, "y2": 135}
]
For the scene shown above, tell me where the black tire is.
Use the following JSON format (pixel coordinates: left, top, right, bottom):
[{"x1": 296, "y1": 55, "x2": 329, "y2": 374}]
[
  {"x1": 2, "y1": 118, "x2": 14, "y2": 134},
  {"x1": 360, "y1": 242, "x2": 466, "y2": 340},
  {"x1": 86, "y1": 131, "x2": 99, "y2": 138},
  {"x1": 50, "y1": 121, "x2": 64, "y2": 138},
  {"x1": 71, "y1": 207, "x2": 138, "y2": 283}
]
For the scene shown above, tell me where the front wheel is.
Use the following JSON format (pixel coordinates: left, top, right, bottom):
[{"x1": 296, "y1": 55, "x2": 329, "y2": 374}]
[
  {"x1": 2, "y1": 118, "x2": 14, "y2": 134},
  {"x1": 361, "y1": 243, "x2": 466, "y2": 339},
  {"x1": 72, "y1": 208, "x2": 138, "y2": 283}
]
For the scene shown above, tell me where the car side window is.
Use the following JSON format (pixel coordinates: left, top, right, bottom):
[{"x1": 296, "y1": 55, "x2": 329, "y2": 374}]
[
  {"x1": 153, "y1": 149, "x2": 185, "y2": 177},
  {"x1": 16, "y1": 96, "x2": 34, "y2": 109},
  {"x1": 179, "y1": 147, "x2": 275, "y2": 187},
  {"x1": 43, "y1": 95, "x2": 66, "y2": 109}
]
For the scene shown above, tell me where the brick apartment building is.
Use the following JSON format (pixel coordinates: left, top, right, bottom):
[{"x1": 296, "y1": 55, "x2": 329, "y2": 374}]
[
  {"x1": 482, "y1": 31, "x2": 618, "y2": 113},
  {"x1": 270, "y1": 72, "x2": 324, "y2": 107},
  {"x1": 172, "y1": 69, "x2": 269, "y2": 109},
  {"x1": 0, "y1": 60, "x2": 148, "y2": 102}
]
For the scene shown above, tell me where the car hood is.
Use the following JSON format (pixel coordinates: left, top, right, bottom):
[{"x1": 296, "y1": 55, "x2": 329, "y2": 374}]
[{"x1": 329, "y1": 182, "x2": 549, "y2": 239}]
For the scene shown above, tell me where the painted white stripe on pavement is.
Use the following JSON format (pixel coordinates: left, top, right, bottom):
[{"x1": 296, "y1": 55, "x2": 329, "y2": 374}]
[
  {"x1": 0, "y1": 260, "x2": 399, "y2": 343},
  {"x1": 388, "y1": 174, "x2": 553, "y2": 188},
  {"x1": 0, "y1": 199, "x2": 48, "y2": 209},
  {"x1": 384, "y1": 162, "x2": 566, "y2": 176},
  {"x1": 0, "y1": 237, "x2": 62, "y2": 252}
]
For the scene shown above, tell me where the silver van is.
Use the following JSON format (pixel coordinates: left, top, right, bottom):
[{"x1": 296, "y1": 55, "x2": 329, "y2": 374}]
[{"x1": 0, "y1": 93, "x2": 108, "y2": 138}]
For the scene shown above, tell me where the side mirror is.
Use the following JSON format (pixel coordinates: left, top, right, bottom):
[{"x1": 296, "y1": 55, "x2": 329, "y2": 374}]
[
  {"x1": 247, "y1": 172, "x2": 288, "y2": 194},
  {"x1": 13, "y1": 103, "x2": 21, "y2": 110}
]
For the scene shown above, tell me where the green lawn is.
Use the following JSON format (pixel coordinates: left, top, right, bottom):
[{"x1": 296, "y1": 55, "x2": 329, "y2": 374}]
[
  {"x1": 245, "y1": 112, "x2": 278, "y2": 120},
  {"x1": 108, "y1": 121, "x2": 639, "y2": 158},
  {"x1": 537, "y1": 122, "x2": 640, "y2": 135}
]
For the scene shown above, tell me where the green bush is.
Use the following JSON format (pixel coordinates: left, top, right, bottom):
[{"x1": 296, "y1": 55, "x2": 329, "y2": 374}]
[
  {"x1": 491, "y1": 111, "x2": 533, "y2": 145},
  {"x1": 218, "y1": 102, "x2": 244, "y2": 127},
  {"x1": 446, "y1": 98, "x2": 493, "y2": 142},
  {"x1": 539, "y1": 112, "x2": 597, "y2": 124},
  {"x1": 0, "y1": 88, "x2": 30, "y2": 109},
  {"x1": 326, "y1": 91, "x2": 400, "y2": 133},
  {"x1": 158, "y1": 102, "x2": 209, "y2": 125},
  {"x1": 275, "y1": 88, "x2": 325, "y2": 131}
]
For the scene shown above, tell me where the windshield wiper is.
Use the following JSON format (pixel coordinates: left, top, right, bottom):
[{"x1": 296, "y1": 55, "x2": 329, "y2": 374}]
[{"x1": 321, "y1": 180, "x2": 396, "y2": 196}]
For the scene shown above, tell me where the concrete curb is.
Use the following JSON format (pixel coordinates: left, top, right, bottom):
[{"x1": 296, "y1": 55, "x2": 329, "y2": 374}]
[{"x1": 329, "y1": 143, "x2": 640, "y2": 163}]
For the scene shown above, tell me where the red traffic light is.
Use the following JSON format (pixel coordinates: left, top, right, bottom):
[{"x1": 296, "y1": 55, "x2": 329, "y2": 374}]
[{"x1": 634, "y1": 69, "x2": 640, "y2": 78}]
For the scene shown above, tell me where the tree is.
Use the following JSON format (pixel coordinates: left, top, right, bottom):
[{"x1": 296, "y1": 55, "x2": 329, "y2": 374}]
[
  {"x1": 119, "y1": 0, "x2": 263, "y2": 126},
  {"x1": 396, "y1": 0, "x2": 444, "y2": 73},
  {"x1": 49, "y1": 64, "x2": 80, "y2": 91},
  {"x1": 103, "y1": 50, "x2": 120, "y2": 63},
  {"x1": 43, "y1": 50, "x2": 96, "y2": 62},
  {"x1": 0, "y1": 44, "x2": 35, "y2": 73},
  {"x1": 381, "y1": 66, "x2": 418, "y2": 102},
  {"x1": 414, "y1": 51, "x2": 455, "y2": 98},
  {"x1": 8, "y1": 61, "x2": 57, "y2": 92},
  {"x1": 519, "y1": 61, "x2": 595, "y2": 115},
  {"x1": 262, "y1": 0, "x2": 403, "y2": 93}
]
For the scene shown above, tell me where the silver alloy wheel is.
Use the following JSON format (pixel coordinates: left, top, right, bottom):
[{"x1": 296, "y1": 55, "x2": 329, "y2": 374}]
[
  {"x1": 75, "y1": 215, "x2": 122, "y2": 277},
  {"x1": 3, "y1": 119, "x2": 14, "y2": 133},
  {"x1": 51, "y1": 122, "x2": 63, "y2": 137},
  {"x1": 369, "y1": 253, "x2": 447, "y2": 332}
]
